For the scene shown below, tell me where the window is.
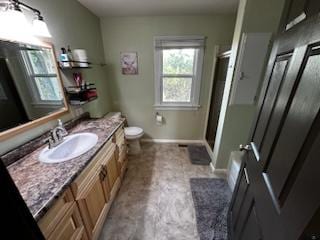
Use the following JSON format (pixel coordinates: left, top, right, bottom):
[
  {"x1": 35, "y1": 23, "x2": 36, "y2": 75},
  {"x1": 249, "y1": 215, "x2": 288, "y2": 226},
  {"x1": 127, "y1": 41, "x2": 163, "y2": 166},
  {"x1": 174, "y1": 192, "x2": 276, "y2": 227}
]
[
  {"x1": 21, "y1": 47, "x2": 63, "y2": 105},
  {"x1": 154, "y1": 36, "x2": 205, "y2": 110}
]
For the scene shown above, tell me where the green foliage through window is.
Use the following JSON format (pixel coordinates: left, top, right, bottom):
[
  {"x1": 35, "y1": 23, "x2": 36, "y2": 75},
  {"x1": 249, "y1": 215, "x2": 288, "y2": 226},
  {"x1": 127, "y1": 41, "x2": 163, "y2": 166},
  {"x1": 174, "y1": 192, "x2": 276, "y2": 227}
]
[
  {"x1": 161, "y1": 48, "x2": 195, "y2": 103},
  {"x1": 163, "y1": 49, "x2": 195, "y2": 75}
]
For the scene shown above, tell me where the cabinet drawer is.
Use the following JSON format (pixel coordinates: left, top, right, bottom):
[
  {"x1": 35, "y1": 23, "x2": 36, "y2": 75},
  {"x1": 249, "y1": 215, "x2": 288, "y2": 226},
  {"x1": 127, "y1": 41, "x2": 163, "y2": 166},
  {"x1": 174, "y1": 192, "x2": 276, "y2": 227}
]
[
  {"x1": 38, "y1": 188, "x2": 74, "y2": 238},
  {"x1": 47, "y1": 203, "x2": 88, "y2": 240},
  {"x1": 71, "y1": 139, "x2": 115, "y2": 197}
]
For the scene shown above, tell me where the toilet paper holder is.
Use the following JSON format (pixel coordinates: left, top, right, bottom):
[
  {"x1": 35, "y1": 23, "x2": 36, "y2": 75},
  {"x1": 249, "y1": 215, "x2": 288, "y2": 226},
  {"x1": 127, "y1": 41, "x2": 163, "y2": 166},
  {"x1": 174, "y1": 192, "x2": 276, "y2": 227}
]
[{"x1": 155, "y1": 112, "x2": 163, "y2": 125}]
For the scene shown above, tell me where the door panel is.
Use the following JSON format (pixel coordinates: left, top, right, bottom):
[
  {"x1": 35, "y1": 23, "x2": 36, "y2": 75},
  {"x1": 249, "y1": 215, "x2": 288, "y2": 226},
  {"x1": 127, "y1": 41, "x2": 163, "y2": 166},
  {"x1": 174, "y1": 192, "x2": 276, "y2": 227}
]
[
  {"x1": 258, "y1": 48, "x2": 307, "y2": 166},
  {"x1": 239, "y1": 202, "x2": 262, "y2": 240},
  {"x1": 230, "y1": 168, "x2": 250, "y2": 229},
  {"x1": 230, "y1": 168, "x2": 263, "y2": 240},
  {"x1": 229, "y1": 11, "x2": 320, "y2": 240},
  {"x1": 266, "y1": 46, "x2": 320, "y2": 199},
  {"x1": 252, "y1": 54, "x2": 291, "y2": 150}
]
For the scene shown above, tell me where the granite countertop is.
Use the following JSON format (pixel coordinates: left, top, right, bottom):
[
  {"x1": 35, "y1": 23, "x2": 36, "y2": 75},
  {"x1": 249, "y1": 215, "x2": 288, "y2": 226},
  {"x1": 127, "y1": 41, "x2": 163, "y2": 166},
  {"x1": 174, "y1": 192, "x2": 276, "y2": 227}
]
[{"x1": 7, "y1": 113, "x2": 125, "y2": 221}]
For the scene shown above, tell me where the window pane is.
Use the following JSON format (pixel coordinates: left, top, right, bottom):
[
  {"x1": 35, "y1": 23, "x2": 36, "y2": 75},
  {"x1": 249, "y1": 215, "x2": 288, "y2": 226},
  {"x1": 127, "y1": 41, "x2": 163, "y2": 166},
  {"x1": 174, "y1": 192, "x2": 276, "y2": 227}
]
[
  {"x1": 34, "y1": 77, "x2": 63, "y2": 101},
  {"x1": 162, "y1": 77, "x2": 192, "y2": 102},
  {"x1": 27, "y1": 49, "x2": 56, "y2": 74},
  {"x1": 163, "y1": 49, "x2": 195, "y2": 75}
]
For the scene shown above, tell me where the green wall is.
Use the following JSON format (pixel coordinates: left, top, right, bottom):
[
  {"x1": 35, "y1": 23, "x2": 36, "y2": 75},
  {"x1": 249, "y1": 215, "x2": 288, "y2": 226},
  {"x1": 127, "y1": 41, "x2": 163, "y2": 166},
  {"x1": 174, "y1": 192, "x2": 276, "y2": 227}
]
[
  {"x1": 100, "y1": 15, "x2": 236, "y2": 140},
  {"x1": 213, "y1": 0, "x2": 287, "y2": 169},
  {"x1": 0, "y1": 0, "x2": 111, "y2": 155},
  {"x1": 214, "y1": 105, "x2": 255, "y2": 169}
]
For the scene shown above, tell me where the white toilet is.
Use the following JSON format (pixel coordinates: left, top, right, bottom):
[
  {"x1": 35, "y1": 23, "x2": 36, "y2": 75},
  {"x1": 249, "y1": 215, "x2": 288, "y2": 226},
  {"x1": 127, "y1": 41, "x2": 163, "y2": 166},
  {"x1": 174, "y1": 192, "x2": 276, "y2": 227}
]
[{"x1": 124, "y1": 127, "x2": 144, "y2": 155}]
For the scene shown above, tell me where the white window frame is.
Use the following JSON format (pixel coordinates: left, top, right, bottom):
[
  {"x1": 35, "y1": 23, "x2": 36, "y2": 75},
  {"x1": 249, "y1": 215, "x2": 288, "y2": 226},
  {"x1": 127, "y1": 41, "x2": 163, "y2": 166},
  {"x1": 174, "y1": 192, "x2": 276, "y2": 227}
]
[{"x1": 154, "y1": 36, "x2": 205, "y2": 110}]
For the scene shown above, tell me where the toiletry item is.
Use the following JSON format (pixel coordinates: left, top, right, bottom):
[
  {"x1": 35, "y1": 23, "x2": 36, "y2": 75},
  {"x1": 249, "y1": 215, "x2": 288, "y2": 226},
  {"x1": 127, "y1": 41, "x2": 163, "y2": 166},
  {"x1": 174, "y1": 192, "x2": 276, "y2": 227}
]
[
  {"x1": 60, "y1": 48, "x2": 70, "y2": 67},
  {"x1": 73, "y1": 49, "x2": 88, "y2": 67},
  {"x1": 73, "y1": 72, "x2": 82, "y2": 87},
  {"x1": 67, "y1": 45, "x2": 74, "y2": 67}
]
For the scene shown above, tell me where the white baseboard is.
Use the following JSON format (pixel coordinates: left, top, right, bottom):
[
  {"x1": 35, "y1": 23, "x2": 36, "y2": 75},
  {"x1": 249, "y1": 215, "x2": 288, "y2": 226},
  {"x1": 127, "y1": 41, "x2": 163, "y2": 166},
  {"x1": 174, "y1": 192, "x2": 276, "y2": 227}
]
[
  {"x1": 210, "y1": 161, "x2": 228, "y2": 175},
  {"x1": 204, "y1": 141, "x2": 215, "y2": 162},
  {"x1": 141, "y1": 138, "x2": 205, "y2": 144}
]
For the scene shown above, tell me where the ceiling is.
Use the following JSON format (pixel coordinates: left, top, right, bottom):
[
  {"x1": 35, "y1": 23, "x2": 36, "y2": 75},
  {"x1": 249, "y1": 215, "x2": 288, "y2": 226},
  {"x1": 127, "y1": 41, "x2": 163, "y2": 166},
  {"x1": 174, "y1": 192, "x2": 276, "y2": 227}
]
[{"x1": 78, "y1": 0, "x2": 239, "y2": 17}]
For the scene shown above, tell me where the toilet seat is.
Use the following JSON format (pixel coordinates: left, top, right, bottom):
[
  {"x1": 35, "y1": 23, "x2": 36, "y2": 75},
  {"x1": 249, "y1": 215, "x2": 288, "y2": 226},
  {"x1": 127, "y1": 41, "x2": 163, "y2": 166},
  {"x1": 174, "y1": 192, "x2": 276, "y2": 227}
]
[{"x1": 124, "y1": 127, "x2": 144, "y2": 139}]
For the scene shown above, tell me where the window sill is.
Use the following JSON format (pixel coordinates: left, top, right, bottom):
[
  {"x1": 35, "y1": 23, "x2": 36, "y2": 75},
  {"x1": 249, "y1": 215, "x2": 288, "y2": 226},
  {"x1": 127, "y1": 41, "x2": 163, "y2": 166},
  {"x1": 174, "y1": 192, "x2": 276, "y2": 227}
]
[{"x1": 153, "y1": 104, "x2": 201, "y2": 111}]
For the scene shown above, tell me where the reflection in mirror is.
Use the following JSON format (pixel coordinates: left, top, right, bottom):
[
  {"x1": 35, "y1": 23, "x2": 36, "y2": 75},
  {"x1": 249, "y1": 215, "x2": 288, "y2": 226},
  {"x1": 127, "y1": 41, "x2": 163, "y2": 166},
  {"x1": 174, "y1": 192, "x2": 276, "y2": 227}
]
[{"x1": 0, "y1": 40, "x2": 66, "y2": 132}]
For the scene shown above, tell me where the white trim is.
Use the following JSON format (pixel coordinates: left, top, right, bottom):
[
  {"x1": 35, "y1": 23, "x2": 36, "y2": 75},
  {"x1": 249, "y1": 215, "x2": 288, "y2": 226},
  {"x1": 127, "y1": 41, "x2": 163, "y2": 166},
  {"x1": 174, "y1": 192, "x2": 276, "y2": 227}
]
[
  {"x1": 154, "y1": 36, "x2": 205, "y2": 110},
  {"x1": 212, "y1": 0, "x2": 248, "y2": 167},
  {"x1": 154, "y1": 35, "x2": 206, "y2": 48},
  {"x1": 210, "y1": 161, "x2": 228, "y2": 175},
  {"x1": 141, "y1": 138, "x2": 205, "y2": 144},
  {"x1": 229, "y1": 33, "x2": 247, "y2": 105},
  {"x1": 204, "y1": 140, "x2": 215, "y2": 162},
  {"x1": 204, "y1": 140, "x2": 228, "y2": 175},
  {"x1": 154, "y1": 104, "x2": 200, "y2": 111}
]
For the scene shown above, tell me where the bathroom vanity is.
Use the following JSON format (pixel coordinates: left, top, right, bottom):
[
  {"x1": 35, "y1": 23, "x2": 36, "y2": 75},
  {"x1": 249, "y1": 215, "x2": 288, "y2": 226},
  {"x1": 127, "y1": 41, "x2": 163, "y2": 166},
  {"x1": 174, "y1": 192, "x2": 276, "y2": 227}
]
[
  {"x1": 0, "y1": 36, "x2": 128, "y2": 239},
  {"x1": 5, "y1": 114, "x2": 128, "y2": 240}
]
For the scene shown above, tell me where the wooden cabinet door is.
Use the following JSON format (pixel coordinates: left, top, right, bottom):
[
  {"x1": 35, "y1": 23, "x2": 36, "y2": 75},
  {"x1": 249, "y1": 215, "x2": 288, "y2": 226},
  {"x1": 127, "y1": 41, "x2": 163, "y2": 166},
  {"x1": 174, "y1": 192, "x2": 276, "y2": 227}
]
[
  {"x1": 106, "y1": 153, "x2": 119, "y2": 192},
  {"x1": 48, "y1": 203, "x2": 88, "y2": 240},
  {"x1": 38, "y1": 189, "x2": 74, "y2": 238},
  {"x1": 76, "y1": 170, "x2": 109, "y2": 240},
  {"x1": 114, "y1": 126, "x2": 128, "y2": 179}
]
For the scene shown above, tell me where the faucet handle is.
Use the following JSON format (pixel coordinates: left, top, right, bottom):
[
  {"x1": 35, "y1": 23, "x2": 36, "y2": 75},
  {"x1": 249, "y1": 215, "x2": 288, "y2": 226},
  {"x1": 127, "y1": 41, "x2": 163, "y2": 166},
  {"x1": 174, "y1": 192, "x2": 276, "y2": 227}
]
[{"x1": 44, "y1": 135, "x2": 54, "y2": 149}]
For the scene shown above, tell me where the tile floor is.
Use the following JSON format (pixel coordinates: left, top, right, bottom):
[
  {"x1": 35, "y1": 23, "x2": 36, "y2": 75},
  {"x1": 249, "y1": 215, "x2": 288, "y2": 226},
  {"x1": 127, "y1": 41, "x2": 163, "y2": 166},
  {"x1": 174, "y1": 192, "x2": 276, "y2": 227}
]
[{"x1": 99, "y1": 143, "x2": 226, "y2": 240}]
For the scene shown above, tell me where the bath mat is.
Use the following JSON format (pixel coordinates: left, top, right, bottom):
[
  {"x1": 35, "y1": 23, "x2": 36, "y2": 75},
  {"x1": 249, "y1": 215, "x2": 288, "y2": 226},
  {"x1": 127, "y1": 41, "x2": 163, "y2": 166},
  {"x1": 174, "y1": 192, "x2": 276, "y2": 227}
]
[
  {"x1": 190, "y1": 178, "x2": 232, "y2": 240},
  {"x1": 187, "y1": 145, "x2": 211, "y2": 165}
]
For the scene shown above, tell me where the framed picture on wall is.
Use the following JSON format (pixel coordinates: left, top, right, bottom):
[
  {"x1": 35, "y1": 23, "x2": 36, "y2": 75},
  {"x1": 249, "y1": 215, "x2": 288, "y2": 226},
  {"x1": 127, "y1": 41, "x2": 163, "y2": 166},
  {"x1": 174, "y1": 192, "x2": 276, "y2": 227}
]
[{"x1": 120, "y1": 52, "x2": 138, "y2": 75}]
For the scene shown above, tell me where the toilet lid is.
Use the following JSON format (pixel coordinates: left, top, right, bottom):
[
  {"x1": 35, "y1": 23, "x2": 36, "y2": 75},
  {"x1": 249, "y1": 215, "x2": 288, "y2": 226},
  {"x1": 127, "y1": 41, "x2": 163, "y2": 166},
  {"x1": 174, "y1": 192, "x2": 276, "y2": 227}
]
[{"x1": 124, "y1": 127, "x2": 143, "y2": 136}]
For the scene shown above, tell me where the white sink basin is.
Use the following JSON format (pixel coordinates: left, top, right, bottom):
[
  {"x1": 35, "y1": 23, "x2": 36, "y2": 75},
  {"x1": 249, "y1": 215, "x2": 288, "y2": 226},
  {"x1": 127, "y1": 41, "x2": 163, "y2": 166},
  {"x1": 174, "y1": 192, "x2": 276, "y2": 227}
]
[{"x1": 39, "y1": 132, "x2": 98, "y2": 163}]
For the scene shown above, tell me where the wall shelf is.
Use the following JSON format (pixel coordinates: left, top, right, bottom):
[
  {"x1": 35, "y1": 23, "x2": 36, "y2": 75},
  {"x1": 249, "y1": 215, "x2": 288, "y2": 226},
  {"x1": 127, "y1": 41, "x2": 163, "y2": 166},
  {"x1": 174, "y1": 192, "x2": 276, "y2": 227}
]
[
  {"x1": 65, "y1": 84, "x2": 98, "y2": 106},
  {"x1": 69, "y1": 97, "x2": 98, "y2": 106},
  {"x1": 58, "y1": 61, "x2": 92, "y2": 69},
  {"x1": 58, "y1": 61, "x2": 106, "y2": 69}
]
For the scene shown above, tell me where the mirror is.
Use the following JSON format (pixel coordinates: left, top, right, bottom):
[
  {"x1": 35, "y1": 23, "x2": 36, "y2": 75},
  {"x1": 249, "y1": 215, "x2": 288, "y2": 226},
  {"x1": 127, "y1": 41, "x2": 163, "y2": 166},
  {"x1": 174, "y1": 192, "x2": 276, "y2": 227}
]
[{"x1": 0, "y1": 40, "x2": 68, "y2": 138}]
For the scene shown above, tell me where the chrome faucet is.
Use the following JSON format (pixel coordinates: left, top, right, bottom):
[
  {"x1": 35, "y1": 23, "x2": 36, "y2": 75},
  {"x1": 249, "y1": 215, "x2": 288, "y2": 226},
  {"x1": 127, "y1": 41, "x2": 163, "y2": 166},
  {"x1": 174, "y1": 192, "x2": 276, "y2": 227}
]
[{"x1": 46, "y1": 119, "x2": 68, "y2": 149}]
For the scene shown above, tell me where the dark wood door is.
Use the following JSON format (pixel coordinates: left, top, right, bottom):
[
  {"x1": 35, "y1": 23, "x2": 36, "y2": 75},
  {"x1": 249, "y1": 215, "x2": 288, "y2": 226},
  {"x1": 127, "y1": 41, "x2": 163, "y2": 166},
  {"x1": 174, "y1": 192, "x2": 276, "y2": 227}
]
[
  {"x1": 206, "y1": 53, "x2": 230, "y2": 149},
  {"x1": 228, "y1": 14, "x2": 320, "y2": 240}
]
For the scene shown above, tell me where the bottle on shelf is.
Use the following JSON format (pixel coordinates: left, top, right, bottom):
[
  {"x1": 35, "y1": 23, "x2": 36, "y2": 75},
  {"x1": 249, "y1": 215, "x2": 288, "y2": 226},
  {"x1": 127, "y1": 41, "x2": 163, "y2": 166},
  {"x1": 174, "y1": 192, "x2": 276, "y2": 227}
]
[
  {"x1": 67, "y1": 45, "x2": 74, "y2": 67},
  {"x1": 60, "y1": 48, "x2": 70, "y2": 68}
]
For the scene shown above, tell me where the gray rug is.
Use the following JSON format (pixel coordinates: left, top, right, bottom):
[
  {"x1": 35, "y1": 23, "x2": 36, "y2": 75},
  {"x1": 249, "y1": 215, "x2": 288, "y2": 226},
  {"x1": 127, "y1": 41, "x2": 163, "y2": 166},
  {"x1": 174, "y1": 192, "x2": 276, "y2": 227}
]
[
  {"x1": 190, "y1": 178, "x2": 232, "y2": 240},
  {"x1": 187, "y1": 145, "x2": 211, "y2": 165}
]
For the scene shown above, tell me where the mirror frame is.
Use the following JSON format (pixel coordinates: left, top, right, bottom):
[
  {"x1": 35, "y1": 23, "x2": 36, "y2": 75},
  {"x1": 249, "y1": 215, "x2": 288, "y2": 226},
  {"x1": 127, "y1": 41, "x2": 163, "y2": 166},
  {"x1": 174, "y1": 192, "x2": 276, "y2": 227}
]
[{"x1": 0, "y1": 39, "x2": 69, "y2": 141}]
